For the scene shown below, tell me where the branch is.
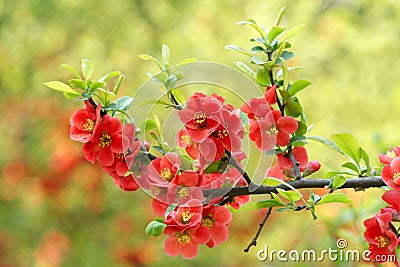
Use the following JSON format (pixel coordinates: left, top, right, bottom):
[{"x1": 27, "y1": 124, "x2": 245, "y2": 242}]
[
  {"x1": 203, "y1": 176, "x2": 385, "y2": 200},
  {"x1": 244, "y1": 207, "x2": 272, "y2": 252}
]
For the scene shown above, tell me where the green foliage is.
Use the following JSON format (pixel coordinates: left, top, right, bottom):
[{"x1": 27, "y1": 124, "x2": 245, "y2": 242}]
[{"x1": 145, "y1": 219, "x2": 166, "y2": 237}]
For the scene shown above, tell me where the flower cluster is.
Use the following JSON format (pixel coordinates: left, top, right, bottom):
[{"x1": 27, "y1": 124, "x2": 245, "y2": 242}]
[
  {"x1": 69, "y1": 101, "x2": 141, "y2": 191},
  {"x1": 363, "y1": 147, "x2": 400, "y2": 264},
  {"x1": 241, "y1": 85, "x2": 321, "y2": 181}
]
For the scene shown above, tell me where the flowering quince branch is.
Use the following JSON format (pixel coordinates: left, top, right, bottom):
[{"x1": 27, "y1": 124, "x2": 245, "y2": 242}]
[{"x1": 44, "y1": 7, "x2": 399, "y2": 264}]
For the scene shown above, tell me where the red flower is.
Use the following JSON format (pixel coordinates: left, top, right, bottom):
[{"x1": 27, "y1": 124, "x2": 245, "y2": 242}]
[
  {"x1": 82, "y1": 115, "x2": 126, "y2": 166},
  {"x1": 249, "y1": 110, "x2": 298, "y2": 152},
  {"x1": 173, "y1": 170, "x2": 202, "y2": 187},
  {"x1": 167, "y1": 199, "x2": 203, "y2": 227},
  {"x1": 102, "y1": 124, "x2": 141, "y2": 191},
  {"x1": 264, "y1": 84, "x2": 277, "y2": 105},
  {"x1": 382, "y1": 190, "x2": 400, "y2": 212},
  {"x1": 379, "y1": 146, "x2": 400, "y2": 164},
  {"x1": 178, "y1": 94, "x2": 223, "y2": 143},
  {"x1": 382, "y1": 157, "x2": 400, "y2": 190},
  {"x1": 163, "y1": 225, "x2": 211, "y2": 259},
  {"x1": 177, "y1": 128, "x2": 200, "y2": 160},
  {"x1": 69, "y1": 101, "x2": 101, "y2": 143},
  {"x1": 364, "y1": 214, "x2": 398, "y2": 263},
  {"x1": 240, "y1": 97, "x2": 271, "y2": 121},
  {"x1": 147, "y1": 153, "x2": 181, "y2": 187},
  {"x1": 201, "y1": 205, "x2": 232, "y2": 247}
]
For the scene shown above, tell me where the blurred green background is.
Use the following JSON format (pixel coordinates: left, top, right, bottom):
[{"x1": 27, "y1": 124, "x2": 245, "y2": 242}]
[{"x1": 1, "y1": 0, "x2": 399, "y2": 266}]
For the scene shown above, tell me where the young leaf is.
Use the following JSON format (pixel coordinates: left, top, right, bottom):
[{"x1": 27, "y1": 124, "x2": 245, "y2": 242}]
[
  {"x1": 81, "y1": 59, "x2": 93, "y2": 80},
  {"x1": 284, "y1": 97, "x2": 303, "y2": 117},
  {"x1": 165, "y1": 75, "x2": 177, "y2": 91},
  {"x1": 138, "y1": 54, "x2": 162, "y2": 69},
  {"x1": 144, "y1": 220, "x2": 166, "y2": 237},
  {"x1": 331, "y1": 175, "x2": 346, "y2": 190},
  {"x1": 307, "y1": 136, "x2": 345, "y2": 155},
  {"x1": 139, "y1": 99, "x2": 170, "y2": 106},
  {"x1": 234, "y1": 62, "x2": 256, "y2": 78},
  {"x1": 295, "y1": 120, "x2": 307, "y2": 136},
  {"x1": 317, "y1": 193, "x2": 351, "y2": 205},
  {"x1": 43, "y1": 81, "x2": 80, "y2": 94},
  {"x1": 280, "y1": 24, "x2": 306, "y2": 42},
  {"x1": 142, "y1": 119, "x2": 157, "y2": 131},
  {"x1": 161, "y1": 44, "x2": 170, "y2": 65},
  {"x1": 257, "y1": 199, "x2": 284, "y2": 208},
  {"x1": 69, "y1": 79, "x2": 87, "y2": 90},
  {"x1": 256, "y1": 68, "x2": 271, "y2": 86},
  {"x1": 113, "y1": 74, "x2": 124, "y2": 95},
  {"x1": 289, "y1": 135, "x2": 307, "y2": 146},
  {"x1": 279, "y1": 57, "x2": 289, "y2": 90},
  {"x1": 63, "y1": 91, "x2": 82, "y2": 99},
  {"x1": 224, "y1": 45, "x2": 252, "y2": 56},
  {"x1": 113, "y1": 96, "x2": 134, "y2": 112},
  {"x1": 275, "y1": 6, "x2": 286, "y2": 26},
  {"x1": 341, "y1": 162, "x2": 359, "y2": 172},
  {"x1": 288, "y1": 79, "x2": 312, "y2": 96},
  {"x1": 268, "y1": 26, "x2": 285, "y2": 43},
  {"x1": 98, "y1": 71, "x2": 122, "y2": 82},
  {"x1": 276, "y1": 188, "x2": 302, "y2": 203},
  {"x1": 331, "y1": 133, "x2": 362, "y2": 164},
  {"x1": 60, "y1": 64, "x2": 81, "y2": 79},
  {"x1": 263, "y1": 177, "x2": 284, "y2": 186}
]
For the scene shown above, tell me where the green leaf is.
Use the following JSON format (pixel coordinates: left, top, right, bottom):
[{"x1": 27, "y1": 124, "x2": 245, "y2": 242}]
[
  {"x1": 236, "y1": 19, "x2": 267, "y2": 40},
  {"x1": 250, "y1": 37, "x2": 267, "y2": 45},
  {"x1": 81, "y1": 59, "x2": 93, "y2": 80},
  {"x1": 276, "y1": 188, "x2": 302, "y2": 203},
  {"x1": 360, "y1": 148, "x2": 372, "y2": 174},
  {"x1": 289, "y1": 135, "x2": 307, "y2": 146},
  {"x1": 331, "y1": 133, "x2": 362, "y2": 164},
  {"x1": 63, "y1": 91, "x2": 82, "y2": 99},
  {"x1": 43, "y1": 81, "x2": 80, "y2": 94},
  {"x1": 138, "y1": 54, "x2": 162, "y2": 69},
  {"x1": 234, "y1": 62, "x2": 256, "y2": 78},
  {"x1": 284, "y1": 97, "x2": 303, "y2": 117},
  {"x1": 250, "y1": 56, "x2": 268, "y2": 65},
  {"x1": 257, "y1": 199, "x2": 284, "y2": 208},
  {"x1": 145, "y1": 220, "x2": 166, "y2": 237},
  {"x1": 165, "y1": 75, "x2": 177, "y2": 91},
  {"x1": 341, "y1": 162, "x2": 359, "y2": 172},
  {"x1": 171, "y1": 58, "x2": 197, "y2": 72},
  {"x1": 142, "y1": 119, "x2": 157, "y2": 131},
  {"x1": 307, "y1": 136, "x2": 345, "y2": 155},
  {"x1": 256, "y1": 68, "x2": 271, "y2": 86},
  {"x1": 280, "y1": 24, "x2": 306, "y2": 42},
  {"x1": 271, "y1": 192, "x2": 286, "y2": 206},
  {"x1": 317, "y1": 193, "x2": 351, "y2": 205},
  {"x1": 113, "y1": 74, "x2": 124, "y2": 95},
  {"x1": 60, "y1": 64, "x2": 81, "y2": 79},
  {"x1": 161, "y1": 44, "x2": 170, "y2": 65},
  {"x1": 274, "y1": 42, "x2": 287, "y2": 61},
  {"x1": 288, "y1": 80, "x2": 312, "y2": 96},
  {"x1": 331, "y1": 175, "x2": 346, "y2": 190},
  {"x1": 98, "y1": 71, "x2": 122, "y2": 82},
  {"x1": 275, "y1": 6, "x2": 286, "y2": 26},
  {"x1": 90, "y1": 81, "x2": 106, "y2": 91},
  {"x1": 251, "y1": 46, "x2": 265, "y2": 53},
  {"x1": 279, "y1": 57, "x2": 289, "y2": 90},
  {"x1": 268, "y1": 26, "x2": 285, "y2": 43},
  {"x1": 296, "y1": 120, "x2": 307, "y2": 136},
  {"x1": 113, "y1": 96, "x2": 134, "y2": 112},
  {"x1": 224, "y1": 45, "x2": 252, "y2": 56},
  {"x1": 153, "y1": 145, "x2": 165, "y2": 155},
  {"x1": 151, "y1": 114, "x2": 162, "y2": 135},
  {"x1": 262, "y1": 177, "x2": 284, "y2": 186},
  {"x1": 68, "y1": 79, "x2": 87, "y2": 90},
  {"x1": 324, "y1": 171, "x2": 354, "y2": 179}
]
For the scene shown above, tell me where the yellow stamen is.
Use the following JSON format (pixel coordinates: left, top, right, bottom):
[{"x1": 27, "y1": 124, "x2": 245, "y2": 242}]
[
  {"x1": 193, "y1": 112, "x2": 207, "y2": 128},
  {"x1": 160, "y1": 167, "x2": 173, "y2": 181},
  {"x1": 375, "y1": 236, "x2": 390, "y2": 248},
  {"x1": 266, "y1": 125, "x2": 279, "y2": 136},
  {"x1": 180, "y1": 134, "x2": 192, "y2": 145},
  {"x1": 201, "y1": 216, "x2": 214, "y2": 229},
  {"x1": 181, "y1": 211, "x2": 193, "y2": 223},
  {"x1": 387, "y1": 149, "x2": 397, "y2": 159},
  {"x1": 177, "y1": 232, "x2": 191, "y2": 245},
  {"x1": 178, "y1": 188, "x2": 189, "y2": 199},
  {"x1": 83, "y1": 119, "x2": 94, "y2": 131},
  {"x1": 99, "y1": 133, "x2": 112, "y2": 147},
  {"x1": 213, "y1": 129, "x2": 228, "y2": 139}
]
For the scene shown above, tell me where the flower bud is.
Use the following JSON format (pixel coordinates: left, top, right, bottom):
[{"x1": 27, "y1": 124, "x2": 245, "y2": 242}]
[{"x1": 302, "y1": 160, "x2": 321, "y2": 177}]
